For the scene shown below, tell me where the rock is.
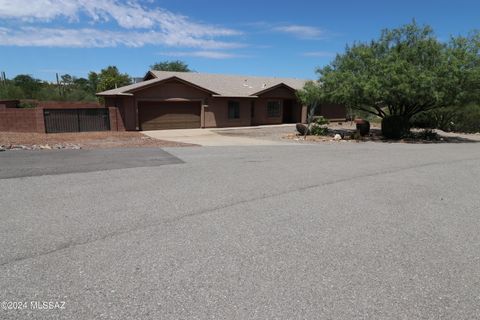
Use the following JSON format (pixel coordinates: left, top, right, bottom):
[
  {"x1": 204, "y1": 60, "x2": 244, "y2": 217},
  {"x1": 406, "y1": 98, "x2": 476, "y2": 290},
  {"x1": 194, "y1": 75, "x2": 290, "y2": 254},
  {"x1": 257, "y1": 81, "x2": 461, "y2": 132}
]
[
  {"x1": 296, "y1": 123, "x2": 309, "y2": 136},
  {"x1": 0, "y1": 146, "x2": 5, "y2": 152},
  {"x1": 333, "y1": 134, "x2": 342, "y2": 141},
  {"x1": 355, "y1": 119, "x2": 371, "y2": 136}
]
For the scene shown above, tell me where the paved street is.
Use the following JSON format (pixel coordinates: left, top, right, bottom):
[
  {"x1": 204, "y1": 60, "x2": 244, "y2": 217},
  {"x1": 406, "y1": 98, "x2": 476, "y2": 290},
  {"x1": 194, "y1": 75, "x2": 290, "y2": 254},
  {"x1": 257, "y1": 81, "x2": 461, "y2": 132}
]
[{"x1": 1, "y1": 142, "x2": 480, "y2": 319}]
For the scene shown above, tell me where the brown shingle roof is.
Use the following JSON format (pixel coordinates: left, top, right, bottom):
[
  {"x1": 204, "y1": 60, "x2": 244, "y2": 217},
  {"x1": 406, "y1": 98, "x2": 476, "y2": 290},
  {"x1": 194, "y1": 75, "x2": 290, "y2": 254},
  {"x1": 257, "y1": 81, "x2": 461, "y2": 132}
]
[{"x1": 97, "y1": 71, "x2": 308, "y2": 97}]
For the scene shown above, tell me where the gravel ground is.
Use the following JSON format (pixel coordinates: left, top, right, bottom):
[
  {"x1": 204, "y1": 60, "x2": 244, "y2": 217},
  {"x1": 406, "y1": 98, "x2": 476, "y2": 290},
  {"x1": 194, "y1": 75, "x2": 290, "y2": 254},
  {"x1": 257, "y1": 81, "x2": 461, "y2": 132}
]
[
  {"x1": 0, "y1": 131, "x2": 197, "y2": 150},
  {"x1": 217, "y1": 123, "x2": 480, "y2": 144}
]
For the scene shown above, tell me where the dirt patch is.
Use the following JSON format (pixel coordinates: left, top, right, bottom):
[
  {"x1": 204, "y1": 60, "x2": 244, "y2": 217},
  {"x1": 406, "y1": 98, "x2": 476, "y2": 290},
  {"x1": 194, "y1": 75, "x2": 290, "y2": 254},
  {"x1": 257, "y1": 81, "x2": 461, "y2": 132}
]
[{"x1": 0, "y1": 131, "x2": 198, "y2": 150}]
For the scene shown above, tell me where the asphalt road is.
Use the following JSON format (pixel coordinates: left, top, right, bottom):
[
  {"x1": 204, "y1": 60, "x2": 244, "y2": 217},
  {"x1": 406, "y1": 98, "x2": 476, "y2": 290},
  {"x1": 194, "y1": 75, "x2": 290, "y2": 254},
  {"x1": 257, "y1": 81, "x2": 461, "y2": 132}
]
[
  {"x1": 0, "y1": 148, "x2": 183, "y2": 179},
  {"x1": 1, "y1": 142, "x2": 479, "y2": 319}
]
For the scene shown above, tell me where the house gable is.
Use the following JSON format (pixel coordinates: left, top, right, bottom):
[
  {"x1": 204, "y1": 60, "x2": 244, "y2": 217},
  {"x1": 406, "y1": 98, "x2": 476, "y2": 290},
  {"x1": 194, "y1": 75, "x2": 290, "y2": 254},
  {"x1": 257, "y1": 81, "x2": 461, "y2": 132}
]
[
  {"x1": 253, "y1": 83, "x2": 297, "y2": 98},
  {"x1": 133, "y1": 78, "x2": 212, "y2": 101}
]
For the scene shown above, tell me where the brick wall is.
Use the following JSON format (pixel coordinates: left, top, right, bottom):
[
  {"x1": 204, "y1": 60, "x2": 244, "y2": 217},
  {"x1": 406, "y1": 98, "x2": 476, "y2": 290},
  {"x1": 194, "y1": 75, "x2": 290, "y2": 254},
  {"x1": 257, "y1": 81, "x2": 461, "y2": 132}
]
[
  {"x1": 0, "y1": 106, "x2": 41, "y2": 132},
  {"x1": 0, "y1": 102, "x2": 123, "y2": 133}
]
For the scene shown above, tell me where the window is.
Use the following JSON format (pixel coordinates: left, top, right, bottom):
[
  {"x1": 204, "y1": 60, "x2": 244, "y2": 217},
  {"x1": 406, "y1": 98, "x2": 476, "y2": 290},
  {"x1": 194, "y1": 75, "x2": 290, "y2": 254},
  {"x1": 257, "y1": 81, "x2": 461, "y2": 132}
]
[
  {"x1": 267, "y1": 101, "x2": 281, "y2": 118},
  {"x1": 228, "y1": 100, "x2": 240, "y2": 119}
]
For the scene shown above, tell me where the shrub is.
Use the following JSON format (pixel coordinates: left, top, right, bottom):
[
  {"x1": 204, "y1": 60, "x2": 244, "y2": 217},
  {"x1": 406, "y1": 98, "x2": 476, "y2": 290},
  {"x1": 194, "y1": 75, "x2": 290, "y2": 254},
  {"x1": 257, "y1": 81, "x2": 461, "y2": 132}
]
[
  {"x1": 313, "y1": 116, "x2": 329, "y2": 126},
  {"x1": 453, "y1": 105, "x2": 480, "y2": 133},
  {"x1": 382, "y1": 115, "x2": 410, "y2": 139},
  {"x1": 411, "y1": 108, "x2": 456, "y2": 131},
  {"x1": 309, "y1": 116, "x2": 329, "y2": 136},
  {"x1": 310, "y1": 125, "x2": 329, "y2": 136},
  {"x1": 411, "y1": 105, "x2": 480, "y2": 133}
]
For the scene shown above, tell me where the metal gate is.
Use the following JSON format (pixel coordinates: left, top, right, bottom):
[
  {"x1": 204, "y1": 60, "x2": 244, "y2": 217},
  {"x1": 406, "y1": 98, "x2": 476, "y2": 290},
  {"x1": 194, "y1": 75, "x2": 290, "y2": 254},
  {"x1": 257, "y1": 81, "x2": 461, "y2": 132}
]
[{"x1": 43, "y1": 109, "x2": 110, "y2": 133}]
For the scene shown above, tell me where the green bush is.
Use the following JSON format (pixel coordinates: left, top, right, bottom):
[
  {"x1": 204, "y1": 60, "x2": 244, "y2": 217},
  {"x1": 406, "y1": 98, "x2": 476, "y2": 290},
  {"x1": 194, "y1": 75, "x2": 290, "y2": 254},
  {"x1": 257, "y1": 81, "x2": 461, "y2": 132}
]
[
  {"x1": 381, "y1": 115, "x2": 410, "y2": 139},
  {"x1": 310, "y1": 125, "x2": 329, "y2": 136},
  {"x1": 453, "y1": 105, "x2": 480, "y2": 133},
  {"x1": 411, "y1": 108, "x2": 456, "y2": 131},
  {"x1": 310, "y1": 116, "x2": 329, "y2": 136},
  {"x1": 313, "y1": 116, "x2": 329, "y2": 126},
  {"x1": 411, "y1": 105, "x2": 480, "y2": 133}
]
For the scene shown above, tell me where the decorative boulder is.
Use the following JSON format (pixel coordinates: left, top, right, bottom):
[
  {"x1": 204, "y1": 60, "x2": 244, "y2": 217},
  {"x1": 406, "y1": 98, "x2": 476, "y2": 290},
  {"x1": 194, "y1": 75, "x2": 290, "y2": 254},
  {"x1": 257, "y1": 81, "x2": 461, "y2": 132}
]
[
  {"x1": 296, "y1": 123, "x2": 310, "y2": 135},
  {"x1": 355, "y1": 119, "x2": 371, "y2": 136}
]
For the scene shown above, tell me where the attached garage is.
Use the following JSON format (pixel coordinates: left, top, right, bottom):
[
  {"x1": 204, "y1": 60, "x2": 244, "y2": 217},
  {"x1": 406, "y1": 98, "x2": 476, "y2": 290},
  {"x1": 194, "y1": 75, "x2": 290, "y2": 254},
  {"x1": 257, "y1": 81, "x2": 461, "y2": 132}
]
[{"x1": 138, "y1": 101, "x2": 201, "y2": 130}]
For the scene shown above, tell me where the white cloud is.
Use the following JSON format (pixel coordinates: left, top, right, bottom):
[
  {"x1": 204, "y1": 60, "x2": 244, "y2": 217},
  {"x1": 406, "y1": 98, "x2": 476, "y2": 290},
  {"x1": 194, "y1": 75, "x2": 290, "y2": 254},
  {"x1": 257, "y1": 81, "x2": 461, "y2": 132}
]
[
  {"x1": 0, "y1": 27, "x2": 244, "y2": 49},
  {"x1": 273, "y1": 25, "x2": 326, "y2": 39},
  {"x1": 302, "y1": 51, "x2": 336, "y2": 57},
  {"x1": 160, "y1": 51, "x2": 246, "y2": 59},
  {"x1": 0, "y1": 0, "x2": 242, "y2": 48}
]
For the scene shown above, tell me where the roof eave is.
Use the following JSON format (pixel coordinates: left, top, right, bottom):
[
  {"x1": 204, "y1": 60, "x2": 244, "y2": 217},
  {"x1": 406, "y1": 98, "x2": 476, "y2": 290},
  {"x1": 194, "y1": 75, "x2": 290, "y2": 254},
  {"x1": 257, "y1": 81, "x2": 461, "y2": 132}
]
[
  {"x1": 251, "y1": 83, "x2": 298, "y2": 96},
  {"x1": 96, "y1": 92, "x2": 134, "y2": 97},
  {"x1": 212, "y1": 95, "x2": 258, "y2": 98}
]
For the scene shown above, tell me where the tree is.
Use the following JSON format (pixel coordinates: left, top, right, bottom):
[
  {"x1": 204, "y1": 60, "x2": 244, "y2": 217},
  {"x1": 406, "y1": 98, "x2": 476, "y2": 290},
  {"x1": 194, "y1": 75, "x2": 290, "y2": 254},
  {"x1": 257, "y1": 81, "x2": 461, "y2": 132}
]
[
  {"x1": 88, "y1": 72, "x2": 99, "y2": 93},
  {"x1": 95, "y1": 66, "x2": 131, "y2": 92},
  {"x1": 60, "y1": 74, "x2": 73, "y2": 86},
  {"x1": 315, "y1": 21, "x2": 480, "y2": 137},
  {"x1": 150, "y1": 60, "x2": 191, "y2": 72},
  {"x1": 297, "y1": 81, "x2": 321, "y2": 126},
  {"x1": 0, "y1": 81, "x2": 25, "y2": 99},
  {"x1": 12, "y1": 74, "x2": 42, "y2": 97}
]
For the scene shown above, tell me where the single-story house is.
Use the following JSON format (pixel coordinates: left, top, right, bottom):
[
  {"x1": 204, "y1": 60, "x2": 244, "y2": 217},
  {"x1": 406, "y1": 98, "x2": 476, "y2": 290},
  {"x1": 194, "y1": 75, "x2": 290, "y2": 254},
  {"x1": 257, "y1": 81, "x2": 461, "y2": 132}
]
[{"x1": 97, "y1": 71, "x2": 346, "y2": 131}]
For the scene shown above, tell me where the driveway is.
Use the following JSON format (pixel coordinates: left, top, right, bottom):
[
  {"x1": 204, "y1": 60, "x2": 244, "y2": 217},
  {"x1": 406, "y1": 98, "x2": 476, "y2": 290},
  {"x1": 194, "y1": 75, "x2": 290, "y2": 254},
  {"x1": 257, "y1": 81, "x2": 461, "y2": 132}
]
[
  {"x1": 1, "y1": 143, "x2": 480, "y2": 319},
  {"x1": 143, "y1": 124, "x2": 295, "y2": 146}
]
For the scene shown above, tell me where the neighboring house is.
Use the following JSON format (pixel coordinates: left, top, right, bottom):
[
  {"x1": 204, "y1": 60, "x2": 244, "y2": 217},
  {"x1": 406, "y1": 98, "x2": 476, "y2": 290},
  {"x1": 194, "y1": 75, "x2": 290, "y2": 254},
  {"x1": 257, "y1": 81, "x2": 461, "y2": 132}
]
[{"x1": 97, "y1": 71, "x2": 346, "y2": 131}]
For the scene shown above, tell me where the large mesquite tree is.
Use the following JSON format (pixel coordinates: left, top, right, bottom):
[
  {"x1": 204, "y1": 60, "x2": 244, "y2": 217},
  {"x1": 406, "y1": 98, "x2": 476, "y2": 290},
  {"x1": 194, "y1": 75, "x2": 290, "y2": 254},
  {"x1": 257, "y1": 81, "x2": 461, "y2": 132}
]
[{"x1": 316, "y1": 21, "x2": 480, "y2": 138}]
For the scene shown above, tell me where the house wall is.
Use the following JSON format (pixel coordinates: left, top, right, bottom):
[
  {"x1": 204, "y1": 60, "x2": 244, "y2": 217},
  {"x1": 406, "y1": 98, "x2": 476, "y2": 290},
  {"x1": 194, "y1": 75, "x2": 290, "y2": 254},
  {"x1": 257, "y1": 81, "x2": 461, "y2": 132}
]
[
  {"x1": 103, "y1": 81, "x2": 348, "y2": 130},
  {"x1": 253, "y1": 86, "x2": 299, "y2": 125},
  {"x1": 105, "y1": 97, "x2": 135, "y2": 131},
  {"x1": 204, "y1": 98, "x2": 253, "y2": 128},
  {"x1": 316, "y1": 103, "x2": 347, "y2": 120}
]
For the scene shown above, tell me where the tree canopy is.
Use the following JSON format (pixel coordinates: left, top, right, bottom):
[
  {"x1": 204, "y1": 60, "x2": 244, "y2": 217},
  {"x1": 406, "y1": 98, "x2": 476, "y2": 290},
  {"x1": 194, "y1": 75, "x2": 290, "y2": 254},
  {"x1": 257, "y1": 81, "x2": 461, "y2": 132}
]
[
  {"x1": 93, "y1": 66, "x2": 132, "y2": 92},
  {"x1": 150, "y1": 60, "x2": 192, "y2": 72},
  {"x1": 315, "y1": 21, "x2": 480, "y2": 120},
  {"x1": 0, "y1": 66, "x2": 132, "y2": 102}
]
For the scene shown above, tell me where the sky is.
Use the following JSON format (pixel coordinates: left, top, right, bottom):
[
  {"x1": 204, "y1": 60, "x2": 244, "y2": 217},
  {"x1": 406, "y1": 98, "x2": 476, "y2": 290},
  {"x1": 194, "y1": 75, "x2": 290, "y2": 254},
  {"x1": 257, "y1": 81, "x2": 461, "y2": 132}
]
[{"x1": 0, "y1": 0, "x2": 479, "y2": 81}]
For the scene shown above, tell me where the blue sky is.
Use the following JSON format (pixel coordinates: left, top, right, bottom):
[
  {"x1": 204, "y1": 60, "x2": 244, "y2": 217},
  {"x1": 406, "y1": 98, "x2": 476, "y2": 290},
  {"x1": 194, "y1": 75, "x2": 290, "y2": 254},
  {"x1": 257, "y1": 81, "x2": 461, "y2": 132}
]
[{"x1": 0, "y1": 0, "x2": 478, "y2": 81}]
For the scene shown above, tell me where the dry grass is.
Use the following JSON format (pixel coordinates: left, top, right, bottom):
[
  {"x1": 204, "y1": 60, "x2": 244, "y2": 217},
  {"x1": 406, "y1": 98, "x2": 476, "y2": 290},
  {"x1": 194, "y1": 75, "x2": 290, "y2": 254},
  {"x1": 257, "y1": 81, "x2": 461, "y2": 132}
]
[{"x1": 0, "y1": 131, "x2": 198, "y2": 149}]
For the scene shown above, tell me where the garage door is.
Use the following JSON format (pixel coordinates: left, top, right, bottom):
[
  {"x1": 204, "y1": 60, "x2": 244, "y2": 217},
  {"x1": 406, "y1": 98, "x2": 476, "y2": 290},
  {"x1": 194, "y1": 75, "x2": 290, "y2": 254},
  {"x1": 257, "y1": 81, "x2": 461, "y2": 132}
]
[{"x1": 138, "y1": 101, "x2": 201, "y2": 130}]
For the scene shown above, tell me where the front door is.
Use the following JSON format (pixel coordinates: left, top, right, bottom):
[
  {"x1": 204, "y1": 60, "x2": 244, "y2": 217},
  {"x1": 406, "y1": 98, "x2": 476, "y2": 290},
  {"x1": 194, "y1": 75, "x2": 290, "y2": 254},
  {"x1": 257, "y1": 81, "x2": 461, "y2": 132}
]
[{"x1": 282, "y1": 99, "x2": 294, "y2": 123}]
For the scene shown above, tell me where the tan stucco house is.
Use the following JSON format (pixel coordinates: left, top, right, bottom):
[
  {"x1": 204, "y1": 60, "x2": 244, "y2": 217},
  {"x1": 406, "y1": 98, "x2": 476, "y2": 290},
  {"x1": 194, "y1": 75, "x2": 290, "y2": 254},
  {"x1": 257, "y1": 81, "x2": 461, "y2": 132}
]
[{"x1": 97, "y1": 71, "x2": 346, "y2": 131}]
